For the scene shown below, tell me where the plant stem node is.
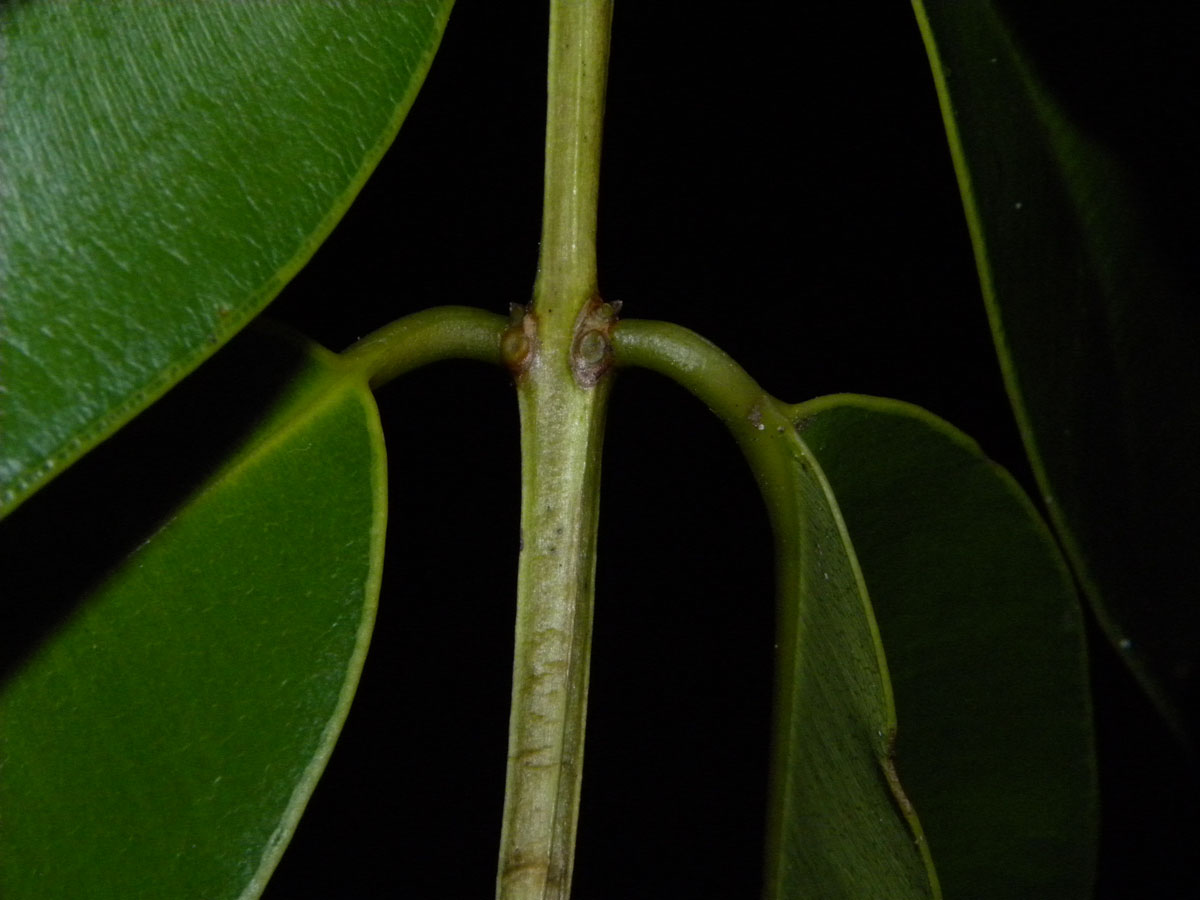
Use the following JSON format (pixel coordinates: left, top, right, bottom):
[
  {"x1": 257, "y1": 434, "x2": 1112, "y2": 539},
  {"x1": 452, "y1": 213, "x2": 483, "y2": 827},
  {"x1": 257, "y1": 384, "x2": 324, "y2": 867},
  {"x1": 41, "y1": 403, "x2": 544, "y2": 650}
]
[
  {"x1": 502, "y1": 310, "x2": 538, "y2": 378},
  {"x1": 570, "y1": 294, "x2": 618, "y2": 387}
]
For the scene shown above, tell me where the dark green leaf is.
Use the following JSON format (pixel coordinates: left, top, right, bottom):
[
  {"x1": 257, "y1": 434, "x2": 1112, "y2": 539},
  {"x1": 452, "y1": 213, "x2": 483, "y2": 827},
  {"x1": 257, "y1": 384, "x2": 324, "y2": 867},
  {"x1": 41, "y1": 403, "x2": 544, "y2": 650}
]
[
  {"x1": 795, "y1": 394, "x2": 1096, "y2": 900},
  {"x1": 0, "y1": 0, "x2": 450, "y2": 517},
  {"x1": 0, "y1": 329, "x2": 386, "y2": 899},
  {"x1": 764, "y1": 404, "x2": 939, "y2": 899},
  {"x1": 912, "y1": 0, "x2": 1200, "y2": 737}
]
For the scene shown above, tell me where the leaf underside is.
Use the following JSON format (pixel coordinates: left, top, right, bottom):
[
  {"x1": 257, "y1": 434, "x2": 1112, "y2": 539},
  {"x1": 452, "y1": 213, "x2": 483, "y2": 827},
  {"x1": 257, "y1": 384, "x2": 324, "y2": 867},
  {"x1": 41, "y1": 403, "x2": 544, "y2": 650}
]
[
  {"x1": 913, "y1": 0, "x2": 1200, "y2": 738},
  {"x1": 763, "y1": 406, "x2": 938, "y2": 899},
  {"x1": 795, "y1": 394, "x2": 1096, "y2": 900},
  {"x1": 0, "y1": 328, "x2": 386, "y2": 900},
  {"x1": 0, "y1": 0, "x2": 451, "y2": 518}
]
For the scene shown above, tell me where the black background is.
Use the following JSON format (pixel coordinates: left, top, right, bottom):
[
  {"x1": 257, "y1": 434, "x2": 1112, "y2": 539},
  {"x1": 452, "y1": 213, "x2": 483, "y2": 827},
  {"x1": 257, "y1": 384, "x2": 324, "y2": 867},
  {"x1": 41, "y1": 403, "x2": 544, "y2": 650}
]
[
  {"x1": 5, "y1": 2, "x2": 1192, "y2": 898},
  {"x1": 256, "y1": 3, "x2": 1199, "y2": 898}
]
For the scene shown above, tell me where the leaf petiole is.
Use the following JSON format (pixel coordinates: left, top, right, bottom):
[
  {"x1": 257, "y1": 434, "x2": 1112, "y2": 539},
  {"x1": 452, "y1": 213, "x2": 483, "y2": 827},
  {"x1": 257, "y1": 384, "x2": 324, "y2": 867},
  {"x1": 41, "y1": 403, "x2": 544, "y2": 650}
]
[{"x1": 341, "y1": 305, "x2": 509, "y2": 388}]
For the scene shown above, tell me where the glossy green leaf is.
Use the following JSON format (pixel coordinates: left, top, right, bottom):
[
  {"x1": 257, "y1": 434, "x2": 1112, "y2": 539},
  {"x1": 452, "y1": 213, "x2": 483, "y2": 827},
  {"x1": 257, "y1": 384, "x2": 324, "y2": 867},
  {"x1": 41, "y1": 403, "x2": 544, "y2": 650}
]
[
  {"x1": 0, "y1": 0, "x2": 451, "y2": 518},
  {"x1": 794, "y1": 394, "x2": 1096, "y2": 900},
  {"x1": 0, "y1": 328, "x2": 386, "y2": 899},
  {"x1": 913, "y1": 1, "x2": 1200, "y2": 736}
]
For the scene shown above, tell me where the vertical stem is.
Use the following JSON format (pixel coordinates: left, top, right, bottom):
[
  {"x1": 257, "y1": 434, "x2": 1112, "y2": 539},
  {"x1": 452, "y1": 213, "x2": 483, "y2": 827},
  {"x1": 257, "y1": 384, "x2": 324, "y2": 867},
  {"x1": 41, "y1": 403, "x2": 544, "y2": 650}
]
[
  {"x1": 496, "y1": 3, "x2": 614, "y2": 900},
  {"x1": 533, "y1": 0, "x2": 612, "y2": 332}
]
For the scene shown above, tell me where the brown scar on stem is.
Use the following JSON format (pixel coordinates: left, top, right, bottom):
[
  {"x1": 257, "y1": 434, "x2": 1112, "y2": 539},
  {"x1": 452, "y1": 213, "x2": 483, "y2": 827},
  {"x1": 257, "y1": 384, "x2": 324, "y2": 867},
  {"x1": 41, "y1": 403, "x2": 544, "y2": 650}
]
[
  {"x1": 570, "y1": 293, "x2": 620, "y2": 387},
  {"x1": 501, "y1": 303, "x2": 538, "y2": 380}
]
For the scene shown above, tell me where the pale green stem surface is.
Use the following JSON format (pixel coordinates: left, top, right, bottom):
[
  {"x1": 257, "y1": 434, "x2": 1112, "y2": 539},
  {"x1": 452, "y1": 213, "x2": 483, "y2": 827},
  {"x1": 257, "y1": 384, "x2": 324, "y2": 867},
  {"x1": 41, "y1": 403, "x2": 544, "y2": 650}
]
[{"x1": 497, "y1": 2, "x2": 614, "y2": 899}]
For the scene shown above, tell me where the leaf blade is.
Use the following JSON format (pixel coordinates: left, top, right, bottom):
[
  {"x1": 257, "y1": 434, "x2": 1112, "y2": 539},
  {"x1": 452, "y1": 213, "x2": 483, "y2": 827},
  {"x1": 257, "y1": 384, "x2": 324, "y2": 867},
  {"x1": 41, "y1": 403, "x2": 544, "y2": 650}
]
[
  {"x1": 912, "y1": 0, "x2": 1200, "y2": 737},
  {"x1": 765, "y1": 415, "x2": 939, "y2": 899},
  {"x1": 0, "y1": 329, "x2": 386, "y2": 900},
  {"x1": 794, "y1": 394, "x2": 1097, "y2": 899},
  {"x1": 0, "y1": 0, "x2": 451, "y2": 517}
]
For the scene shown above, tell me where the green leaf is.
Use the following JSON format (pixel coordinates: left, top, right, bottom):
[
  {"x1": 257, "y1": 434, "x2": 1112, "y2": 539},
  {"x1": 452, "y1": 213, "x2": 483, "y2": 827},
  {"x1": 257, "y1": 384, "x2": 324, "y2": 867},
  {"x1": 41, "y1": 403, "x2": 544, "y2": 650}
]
[
  {"x1": 0, "y1": 0, "x2": 451, "y2": 518},
  {"x1": 794, "y1": 394, "x2": 1096, "y2": 900},
  {"x1": 0, "y1": 328, "x2": 386, "y2": 899},
  {"x1": 763, "y1": 405, "x2": 939, "y2": 899},
  {"x1": 912, "y1": 1, "x2": 1200, "y2": 736}
]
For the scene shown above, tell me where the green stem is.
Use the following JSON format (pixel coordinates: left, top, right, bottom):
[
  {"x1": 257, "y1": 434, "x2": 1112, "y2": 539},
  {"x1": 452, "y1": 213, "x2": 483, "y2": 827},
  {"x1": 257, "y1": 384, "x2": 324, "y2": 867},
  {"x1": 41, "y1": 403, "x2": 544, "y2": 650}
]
[
  {"x1": 612, "y1": 318, "x2": 808, "y2": 894},
  {"x1": 340, "y1": 305, "x2": 508, "y2": 388},
  {"x1": 611, "y1": 319, "x2": 798, "y2": 496},
  {"x1": 532, "y1": 0, "x2": 612, "y2": 333},
  {"x1": 497, "y1": 3, "x2": 614, "y2": 899},
  {"x1": 612, "y1": 320, "x2": 800, "y2": 895}
]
